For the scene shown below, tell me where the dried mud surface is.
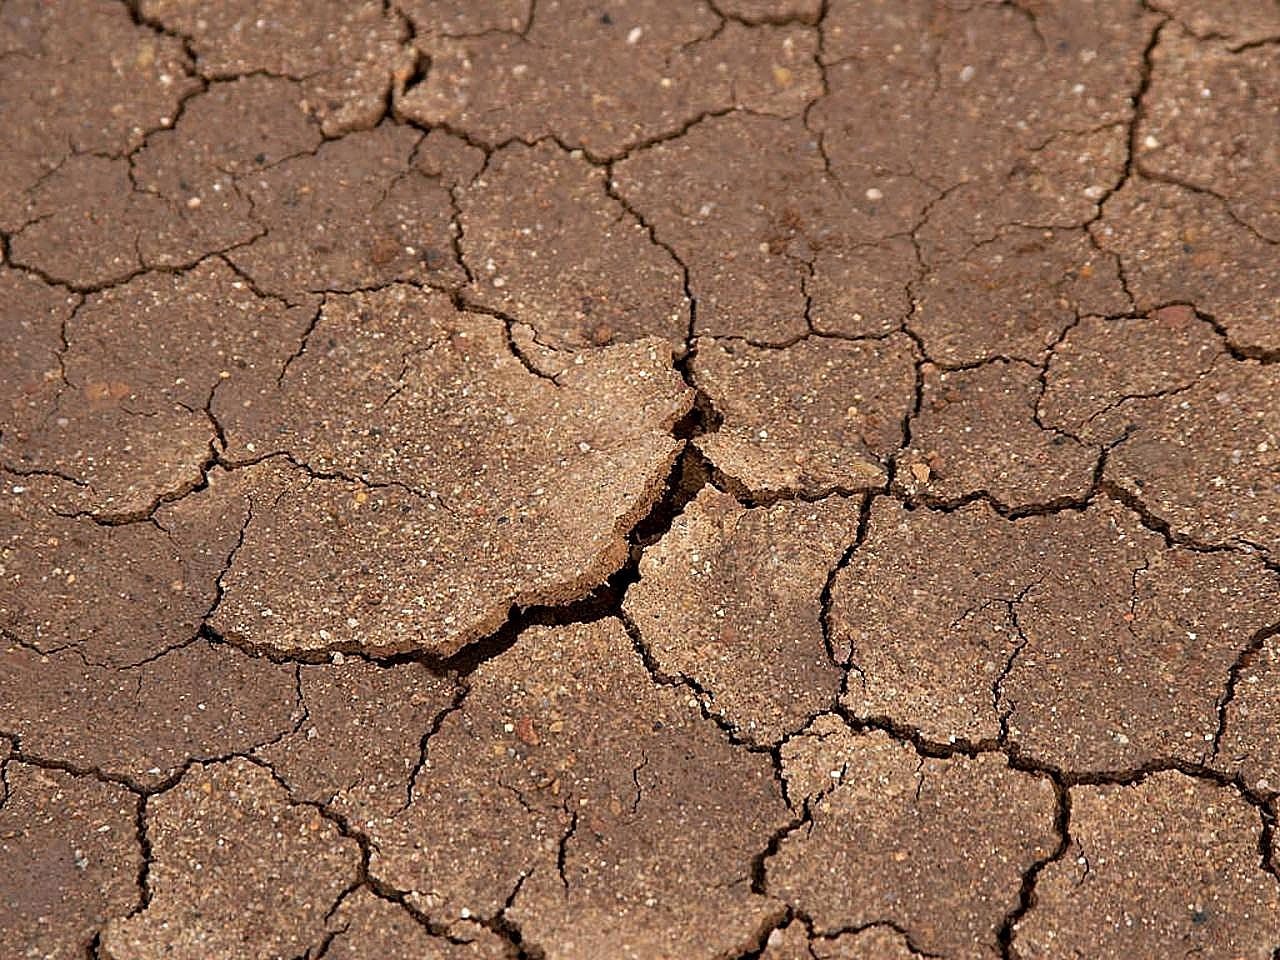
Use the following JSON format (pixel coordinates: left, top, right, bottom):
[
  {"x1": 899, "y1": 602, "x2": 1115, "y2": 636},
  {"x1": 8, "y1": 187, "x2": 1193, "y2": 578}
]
[{"x1": 1, "y1": 1, "x2": 1278, "y2": 958}]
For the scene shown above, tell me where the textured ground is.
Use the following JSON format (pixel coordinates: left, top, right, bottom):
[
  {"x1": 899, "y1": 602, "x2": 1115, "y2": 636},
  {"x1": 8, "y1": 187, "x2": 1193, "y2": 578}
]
[{"x1": 1, "y1": 0, "x2": 1278, "y2": 957}]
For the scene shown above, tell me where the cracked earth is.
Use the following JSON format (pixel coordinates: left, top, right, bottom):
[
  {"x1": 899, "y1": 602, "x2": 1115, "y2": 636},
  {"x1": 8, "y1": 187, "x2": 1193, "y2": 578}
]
[{"x1": 1, "y1": 0, "x2": 1278, "y2": 957}]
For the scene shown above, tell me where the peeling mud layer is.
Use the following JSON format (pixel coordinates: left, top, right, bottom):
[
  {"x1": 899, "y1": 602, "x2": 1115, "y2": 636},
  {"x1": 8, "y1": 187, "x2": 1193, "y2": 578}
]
[{"x1": 1, "y1": 1, "x2": 1278, "y2": 958}]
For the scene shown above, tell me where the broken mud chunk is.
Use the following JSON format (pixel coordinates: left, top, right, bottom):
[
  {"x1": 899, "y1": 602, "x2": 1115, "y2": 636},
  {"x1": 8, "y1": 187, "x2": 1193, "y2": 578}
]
[
  {"x1": 1213, "y1": 633, "x2": 1280, "y2": 798},
  {"x1": 261, "y1": 660, "x2": 461, "y2": 824},
  {"x1": 323, "y1": 888, "x2": 508, "y2": 959},
  {"x1": 1138, "y1": 28, "x2": 1279, "y2": 240},
  {"x1": 139, "y1": 0, "x2": 411, "y2": 136},
  {"x1": 614, "y1": 113, "x2": 913, "y2": 343},
  {"x1": 767, "y1": 719, "x2": 1057, "y2": 958},
  {"x1": 1104, "y1": 359, "x2": 1280, "y2": 556},
  {"x1": 228, "y1": 125, "x2": 463, "y2": 300},
  {"x1": 0, "y1": 762, "x2": 141, "y2": 960},
  {"x1": 692, "y1": 335, "x2": 916, "y2": 500},
  {"x1": 1149, "y1": 0, "x2": 1280, "y2": 49},
  {"x1": 626, "y1": 488, "x2": 858, "y2": 744},
  {"x1": 831, "y1": 499, "x2": 1280, "y2": 769},
  {"x1": 760, "y1": 920, "x2": 924, "y2": 959},
  {"x1": 1092, "y1": 179, "x2": 1279, "y2": 355},
  {"x1": 0, "y1": 268, "x2": 79, "y2": 451},
  {"x1": 911, "y1": 228, "x2": 1128, "y2": 366},
  {"x1": 396, "y1": 1, "x2": 819, "y2": 158},
  {"x1": 458, "y1": 141, "x2": 688, "y2": 349},
  {"x1": 896, "y1": 359, "x2": 1097, "y2": 509},
  {"x1": 2, "y1": 259, "x2": 313, "y2": 518},
  {"x1": 1040, "y1": 305, "x2": 1222, "y2": 445},
  {"x1": 0, "y1": 473, "x2": 247, "y2": 666},
  {"x1": 0, "y1": 0, "x2": 198, "y2": 230},
  {"x1": 100, "y1": 758, "x2": 362, "y2": 960},
  {"x1": 1013, "y1": 772, "x2": 1280, "y2": 958},
  {"x1": 213, "y1": 289, "x2": 690, "y2": 656},
  {"x1": 368, "y1": 620, "x2": 789, "y2": 954},
  {"x1": 0, "y1": 640, "x2": 298, "y2": 789}
]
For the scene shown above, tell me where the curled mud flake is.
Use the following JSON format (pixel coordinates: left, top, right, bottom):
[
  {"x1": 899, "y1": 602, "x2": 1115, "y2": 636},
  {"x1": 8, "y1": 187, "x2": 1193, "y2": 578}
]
[
  {"x1": 1149, "y1": 0, "x2": 1280, "y2": 48},
  {"x1": 0, "y1": 475, "x2": 247, "y2": 667},
  {"x1": 140, "y1": 75, "x2": 323, "y2": 180},
  {"x1": 323, "y1": 888, "x2": 508, "y2": 960},
  {"x1": 0, "y1": 0, "x2": 198, "y2": 230},
  {"x1": 625, "y1": 487, "x2": 859, "y2": 744},
  {"x1": 1013, "y1": 772, "x2": 1280, "y2": 958},
  {"x1": 1214, "y1": 634, "x2": 1280, "y2": 798},
  {"x1": 768, "y1": 720, "x2": 1057, "y2": 958},
  {"x1": 227, "y1": 125, "x2": 463, "y2": 300},
  {"x1": 0, "y1": 763, "x2": 142, "y2": 960},
  {"x1": 0, "y1": 640, "x2": 298, "y2": 789},
  {"x1": 832, "y1": 499, "x2": 1280, "y2": 769},
  {"x1": 369, "y1": 621, "x2": 789, "y2": 954},
  {"x1": 911, "y1": 228, "x2": 1129, "y2": 367},
  {"x1": 1091, "y1": 179, "x2": 1280, "y2": 355},
  {"x1": 396, "y1": 0, "x2": 820, "y2": 158},
  {"x1": 212, "y1": 288, "x2": 689, "y2": 656},
  {"x1": 1104, "y1": 359, "x2": 1280, "y2": 556},
  {"x1": 139, "y1": 0, "x2": 411, "y2": 136},
  {"x1": 100, "y1": 758, "x2": 362, "y2": 960},
  {"x1": 260, "y1": 660, "x2": 460, "y2": 824},
  {"x1": 693, "y1": 335, "x2": 916, "y2": 500},
  {"x1": 1040, "y1": 305, "x2": 1222, "y2": 445},
  {"x1": 1138, "y1": 28, "x2": 1279, "y2": 241},
  {"x1": 458, "y1": 141, "x2": 688, "y2": 349},
  {"x1": 895, "y1": 359, "x2": 1096, "y2": 509},
  {"x1": 4, "y1": 259, "x2": 314, "y2": 518}
]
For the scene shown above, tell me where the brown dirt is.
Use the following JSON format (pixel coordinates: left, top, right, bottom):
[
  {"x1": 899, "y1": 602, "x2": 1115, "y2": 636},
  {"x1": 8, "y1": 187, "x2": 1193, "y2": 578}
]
[{"x1": 1, "y1": 1, "x2": 1277, "y2": 958}]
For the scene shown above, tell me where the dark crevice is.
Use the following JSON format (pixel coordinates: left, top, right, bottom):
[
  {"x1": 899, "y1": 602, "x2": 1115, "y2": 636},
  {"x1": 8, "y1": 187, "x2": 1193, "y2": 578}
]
[
  {"x1": 993, "y1": 579, "x2": 1044, "y2": 745},
  {"x1": 403, "y1": 681, "x2": 470, "y2": 808},
  {"x1": 487, "y1": 871, "x2": 542, "y2": 959},
  {"x1": 1093, "y1": 16, "x2": 1168, "y2": 221},
  {"x1": 750, "y1": 802, "x2": 811, "y2": 895},
  {"x1": 603, "y1": 159, "x2": 697, "y2": 353},
  {"x1": 1134, "y1": 167, "x2": 1279, "y2": 246},
  {"x1": 818, "y1": 494, "x2": 873, "y2": 668},
  {"x1": 502, "y1": 321, "x2": 562, "y2": 384},
  {"x1": 277, "y1": 299, "x2": 325, "y2": 385},
  {"x1": 1100, "y1": 477, "x2": 1265, "y2": 557},
  {"x1": 997, "y1": 776, "x2": 1072, "y2": 959},
  {"x1": 399, "y1": 47, "x2": 429, "y2": 97},
  {"x1": 723, "y1": 906, "x2": 797, "y2": 960},
  {"x1": 204, "y1": 429, "x2": 715, "y2": 674},
  {"x1": 1211, "y1": 622, "x2": 1280, "y2": 760},
  {"x1": 555, "y1": 806, "x2": 577, "y2": 892},
  {"x1": 1190, "y1": 304, "x2": 1280, "y2": 365},
  {"x1": 129, "y1": 798, "x2": 154, "y2": 916}
]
